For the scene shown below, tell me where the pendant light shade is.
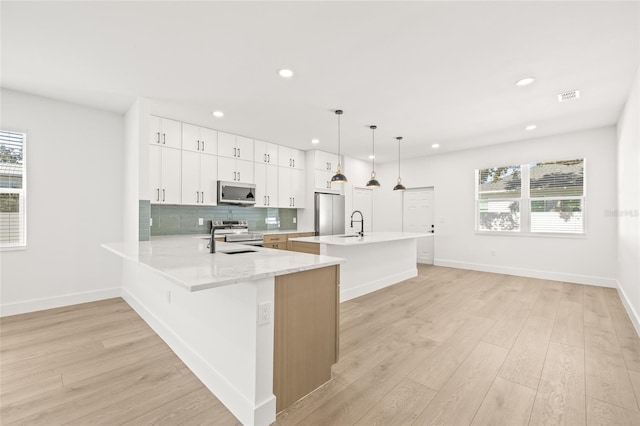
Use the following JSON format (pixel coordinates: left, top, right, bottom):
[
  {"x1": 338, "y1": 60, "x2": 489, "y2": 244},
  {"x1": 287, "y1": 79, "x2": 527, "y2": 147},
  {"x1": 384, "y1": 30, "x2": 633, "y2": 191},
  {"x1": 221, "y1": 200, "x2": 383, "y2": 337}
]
[
  {"x1": 393, "y1": 136, "x2": 407, "y2": 192},
  {"x1": 366, "y1": 125, "x2": 380, "y2": 188},
  {"x1": 331, "y1": 110, "x2": 347, "y2": 183}
]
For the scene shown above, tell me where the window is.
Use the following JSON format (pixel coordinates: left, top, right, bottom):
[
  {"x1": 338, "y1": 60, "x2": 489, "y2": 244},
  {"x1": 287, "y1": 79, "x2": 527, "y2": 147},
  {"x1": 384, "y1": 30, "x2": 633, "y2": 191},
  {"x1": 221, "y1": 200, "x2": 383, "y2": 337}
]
[
  {"x1": 476, "y1": 158, "x2": 585, "y2": 235},
  {"x1": 0, "y1": 130, "x2": 26, "y2": 248}
]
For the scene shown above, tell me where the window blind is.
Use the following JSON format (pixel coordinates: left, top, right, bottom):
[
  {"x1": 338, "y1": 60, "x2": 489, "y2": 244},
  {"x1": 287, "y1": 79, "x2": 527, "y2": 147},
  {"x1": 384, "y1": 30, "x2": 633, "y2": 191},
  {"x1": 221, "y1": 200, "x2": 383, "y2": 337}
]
[{"x1": 0, "y1": 130, "x2": 26, "y2": 247}]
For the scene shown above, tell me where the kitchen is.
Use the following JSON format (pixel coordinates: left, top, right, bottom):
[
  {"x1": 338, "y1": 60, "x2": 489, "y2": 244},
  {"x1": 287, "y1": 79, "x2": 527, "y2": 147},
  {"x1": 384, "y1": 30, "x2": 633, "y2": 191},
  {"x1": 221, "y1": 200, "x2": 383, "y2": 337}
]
[{"x1": 1, "y1": 2, "x2": 639, "y2": 426}]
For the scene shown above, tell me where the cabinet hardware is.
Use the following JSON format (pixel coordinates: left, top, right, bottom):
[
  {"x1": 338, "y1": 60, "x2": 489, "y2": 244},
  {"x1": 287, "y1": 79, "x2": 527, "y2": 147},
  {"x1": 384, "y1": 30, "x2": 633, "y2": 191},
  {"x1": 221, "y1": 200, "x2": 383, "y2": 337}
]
[
  {"x1": 263, "y1": 196, "x2": 266, "y2": 205},
  {"x1": 162, "y1": 133, "x2": 166, "y2": 144},
  {"x1": 292, "y1": 197, "x2": 295, "y2": 207},
  {"x1": 238, "y1": 171, "x2": 241, "y2": 181},
  {"x1": 201, "y1": 192, "x2": 204, "y2": 203},
  {"x1": 238, "y1": 148, "x2": 241, "y2": 157},
  {"x1": 197, "y1": 191, "x2": 200, "y2": 203},
  {"x1": 267, "y1": 154, "x2": 270, "y2": 163},
  {"x1": 289, "y1": 158, "x2": 292, "y2": 167},
  {"x1": 263, "y1": 154, "x2": 266, "y2": 163},
  {"x1": 162, "y1": 189, "x2": 165, "y2": 202},
  {"x1": 156, "y1": 132, "x2": 160, "y2": 144},
  {"x1": 267, "y1": 195, "x2": 270, "y2": 205},
  {"x1": 156, "y1": 188, "x2": 160, "y2": 201},
  {"x1": 233, "y1": 147, "x2": 237, "y2": 157},
  {"x1": 233, "y1": 171, "x2": 237, "y2": 181},
  {"x1": 197, "y1": 140, "x2": 200, "y2": 151},
  {"x1": 292, "y1": 159, "x2": 295, "y2": 167},
  {"x1": 202, "y1": 141, "x2": 205, "y2": 151}
]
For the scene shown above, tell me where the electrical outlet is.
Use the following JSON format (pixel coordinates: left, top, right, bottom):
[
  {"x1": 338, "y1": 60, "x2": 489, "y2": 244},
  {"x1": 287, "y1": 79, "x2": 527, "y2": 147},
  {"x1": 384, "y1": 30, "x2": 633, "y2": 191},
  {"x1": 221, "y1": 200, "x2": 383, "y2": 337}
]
[
  {"x1": 258, "y1": 302, "x2": 272, "y2": 325},
  {"x1": 150, "y1": 218, "x2": 153, "y2": 226},
  {"x1": 166, "y1": 290, "x2": 172, "y2": 304},
  {"x1": 293, "y1": 217, "x2": 296, "y2": 224},
  {"x1": 198, "y1": 218, "x2": 204, "y2": 226}
]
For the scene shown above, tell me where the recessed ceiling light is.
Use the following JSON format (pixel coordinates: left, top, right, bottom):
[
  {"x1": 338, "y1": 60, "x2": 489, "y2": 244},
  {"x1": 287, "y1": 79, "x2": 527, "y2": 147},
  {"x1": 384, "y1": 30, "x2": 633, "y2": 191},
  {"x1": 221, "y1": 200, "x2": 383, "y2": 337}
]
[
  {"x1": 431, "y1": 144, "x2": 440, "y2": 148},
  {"x1": 515, "y1": 77, "x2": 535, "y2": 87},
  {"x1": 212, "y1": 111, "x2": 224, "y2": 118},
  {"x1": 311, "y1": 139, "x2": 319, "y2": 144},
  {"x1": 525, "y1": 124, "x2": 537, "y2": 131},
  {"x1": 369, "y1": 155, "x2": 375, "y2": 159},
  {"x1": 278, "y1": 69, "x2": 294, "y2": 78}
]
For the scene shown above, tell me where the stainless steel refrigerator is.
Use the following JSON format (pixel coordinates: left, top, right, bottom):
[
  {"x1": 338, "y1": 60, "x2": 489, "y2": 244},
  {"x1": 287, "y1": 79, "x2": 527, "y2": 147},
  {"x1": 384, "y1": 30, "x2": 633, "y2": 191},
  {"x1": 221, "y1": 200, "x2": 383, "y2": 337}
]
[{"x1": 315, "y1": 192, "x2": 345, "y2": 236}]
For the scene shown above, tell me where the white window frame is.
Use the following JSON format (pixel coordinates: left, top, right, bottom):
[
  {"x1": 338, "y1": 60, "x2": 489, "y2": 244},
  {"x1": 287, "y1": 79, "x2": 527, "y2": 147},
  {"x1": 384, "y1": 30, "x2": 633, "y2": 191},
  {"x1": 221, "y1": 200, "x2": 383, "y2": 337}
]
[
  {"x1": 0, "y1": 130, "x2": 27, "y2": 250},
  {"x1": 476, "y1": 158, "x2": 586, "y2": 237}
]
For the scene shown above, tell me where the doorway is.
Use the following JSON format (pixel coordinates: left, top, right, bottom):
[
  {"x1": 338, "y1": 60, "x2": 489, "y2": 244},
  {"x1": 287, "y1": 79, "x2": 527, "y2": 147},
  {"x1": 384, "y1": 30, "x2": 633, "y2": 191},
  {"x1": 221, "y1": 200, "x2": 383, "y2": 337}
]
[
  {"x1": 352, "y1": 187, "x2": 373, "y2": 233},
  {"x1": 403, "y1": 187, "x2": 435, "y2": 264}
]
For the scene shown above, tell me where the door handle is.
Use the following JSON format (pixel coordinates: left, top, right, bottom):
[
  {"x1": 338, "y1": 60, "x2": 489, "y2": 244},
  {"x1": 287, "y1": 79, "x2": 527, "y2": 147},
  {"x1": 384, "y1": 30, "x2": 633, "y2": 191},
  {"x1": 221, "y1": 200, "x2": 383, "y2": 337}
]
[
  {"x1": 237, "y1": 148, "x2": 240, "y2": 158},
  {"x1": 237, "y1": 172, "x2": 240, "y2": 181},
  {"x1": 292, "y1": 159, "x2": 295, "y2": 167},
  {"x1": 267, "y1": 195, "x2": 270, "y2": 205},
  {"x1": 267, "y1": 154, "x2": 270, "y2": 163},
  {"x1": 162, "y1": 133, "x2": 166, "y2": 144},
  {"x1": 233, "y1": 171, "x2": 237, "y2": 181},
  {"x1": 264, "y1": 154, "x2": 266, "y2": 163},
  {"x1": 234, "y1": 147, "x2": 237, "y2": 157},
  {"x1": 201, "y1": 192, "x2": 204, "y2": 203},
  {"x1": 202, "y1": 141, "x2": 205, "y2": 151},
  {"x1": 156, "y1": 132, "x2": 160, "y2": 144},
  {"x1": 162, "y1": 189, "x2": 165, "y2": 202},
  {"x1": 197, "y1": 140, "x2": 200, "y2": 151},
  {"x1": 292, "y1": 197, "x2": 295, "y2": 207},
  {"x1": 197, "y1": 191, "x2": 199, "y2": 203},
  {"x1": 156, "y1": 188, "x2": 160, "y2": 201}
]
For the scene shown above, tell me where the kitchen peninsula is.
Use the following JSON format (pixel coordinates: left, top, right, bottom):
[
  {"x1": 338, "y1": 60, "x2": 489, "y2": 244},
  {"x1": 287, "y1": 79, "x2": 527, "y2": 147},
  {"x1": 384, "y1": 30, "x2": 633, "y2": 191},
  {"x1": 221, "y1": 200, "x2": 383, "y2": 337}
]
[
  {"x1": 103, "y1": 236, "x2": 344, "y2": 426},
  {"x1": 289, "y1": 232, "x2": 427, "y2": 301}
]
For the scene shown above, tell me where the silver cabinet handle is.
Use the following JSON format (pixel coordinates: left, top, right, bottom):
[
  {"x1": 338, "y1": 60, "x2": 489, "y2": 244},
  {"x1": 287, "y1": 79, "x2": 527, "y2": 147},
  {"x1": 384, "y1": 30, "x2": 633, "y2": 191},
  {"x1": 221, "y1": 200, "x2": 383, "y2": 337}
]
[
  {"x1": 238, "y1": 171, "x2": 240, "y2": 181},
  {"x1": 162, "y1": 189, "x2": 165, "y2": 202},
  {"x1": 292, "y1": 197, "x2": 295, "y2": 207},
  {"x1": 233, "y1": 171, "x2": 237, "y2": 181},
  {"x1": 202, "y1": 141, "x2": 205, "y2": 151},
  {"x1": 162, "y1": 133, "x2": 166, "y2": 144},
  {"x1": 263, "y1": 196, "x2": 266, "y2": 205},
  {"x1": 292, "y1": 159, "x2": 295, "y2": 167},
  {"x1": 238, "y1": 148, "x2": 240, "y2": 158},
  {"x1": 197, "y1": 140, "x2": 200, "y2": 151},
  {"x1": 156, "y1": 132, "x2": 160, "y2": 143},
  {"x1": 267, "y1": 154, "x2": 270, "y2": 163},
  {"x1": 263, "y1": 153, "x2": 266, "y2": 163},
  {"x1": 156, "y1": 188, "x2": 160, "y2": 201},
  {"x1": 197, "y1": 191, "x2": 200, "y2": 203},
  {"x1": 267, "y1": 195, "x2": 270, "y2": 205},
  {"x1": 201, "y1": 192, "x2": 204, "y2": 203},
  {"x1": 233, "y1": 147, "x2": 237, "y2": 157},
  {"x1": 289, "y1": 158, "x2": 292, "y2": 167}
]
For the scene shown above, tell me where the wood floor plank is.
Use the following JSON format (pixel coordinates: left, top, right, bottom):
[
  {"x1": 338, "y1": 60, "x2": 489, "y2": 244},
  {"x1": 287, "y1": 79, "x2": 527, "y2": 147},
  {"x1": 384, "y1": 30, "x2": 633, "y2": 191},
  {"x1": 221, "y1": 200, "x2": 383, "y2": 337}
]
[
  {"x1": 353, "y1": 378, "x2": 436, "y2": 426},
  {"x1": 498, "y1": 315, "x2": 555, "y2": 390},
  {"x1": 551, "y1": 300, "x2": 585, "y2": 349},
  {"x1": 530, "y1": 342, "x2": 586, "y2": 426},
  {"x1": 276, "y1": 379, "x2": 346, "y2": 426},
  {"x1": 603, "y1": 287, "x2": 640, "y2": 371},
  {"x1": 529, "y1": 281, "x2": 563, "y2": 320},
  {"x1": 409, "y1": 316, "x2": 496, "y2": 391},
  {"x1": 584, "y1": 286, "x2": 616, "y2": 334},
  {"x1": 586, "y1": 397, "x2": 640, "y2": 426},
  {"x1": 413, "y1": 341, "x2": 509, "y2": 425},
  {"x1": 178, "y1": 404, "x2": 243, "y2": 426},
  {"x1": 470, "y1": 376, "x2": 536, "y2": 426},
  {"x1": 629, "y1": 369, "x2": 640, "y2": 413}
]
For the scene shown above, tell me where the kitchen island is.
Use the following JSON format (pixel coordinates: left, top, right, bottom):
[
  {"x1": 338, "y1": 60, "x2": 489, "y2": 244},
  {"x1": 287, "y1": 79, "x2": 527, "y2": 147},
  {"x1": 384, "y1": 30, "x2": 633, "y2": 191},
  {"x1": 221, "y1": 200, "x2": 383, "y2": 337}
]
[
  {"x1": 289, "y1": 232, "x2": 426, "y2": 301},
  {"x1": 103, "y1": 236, "x2": 344, "y2": 426}
]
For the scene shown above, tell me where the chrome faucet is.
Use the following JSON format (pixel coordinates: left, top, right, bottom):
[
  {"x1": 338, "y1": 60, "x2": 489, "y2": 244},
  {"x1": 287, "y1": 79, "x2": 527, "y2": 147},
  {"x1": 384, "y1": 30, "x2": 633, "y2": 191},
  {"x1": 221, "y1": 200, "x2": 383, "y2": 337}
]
[
  {"x1": 209, "y1": 225, "x2": 228, "y2": 253},
  {"x1": 350, "y1": 210, "x2": 364, "y2": 237}
]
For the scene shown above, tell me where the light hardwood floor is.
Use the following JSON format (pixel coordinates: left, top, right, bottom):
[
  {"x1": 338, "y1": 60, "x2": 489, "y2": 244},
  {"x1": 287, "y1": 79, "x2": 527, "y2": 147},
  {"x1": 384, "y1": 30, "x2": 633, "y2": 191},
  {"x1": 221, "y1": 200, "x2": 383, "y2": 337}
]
[{"x1": 2, "y1": 265, "x2": 639, "y2": 425}]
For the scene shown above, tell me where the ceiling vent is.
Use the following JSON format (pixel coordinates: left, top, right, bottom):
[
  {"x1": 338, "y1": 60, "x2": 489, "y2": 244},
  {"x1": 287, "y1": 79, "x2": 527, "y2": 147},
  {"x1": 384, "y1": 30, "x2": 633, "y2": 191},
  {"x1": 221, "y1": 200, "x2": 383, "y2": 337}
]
[{"x1": 558, "y1": 90, "x2": 580, "y2": 103}]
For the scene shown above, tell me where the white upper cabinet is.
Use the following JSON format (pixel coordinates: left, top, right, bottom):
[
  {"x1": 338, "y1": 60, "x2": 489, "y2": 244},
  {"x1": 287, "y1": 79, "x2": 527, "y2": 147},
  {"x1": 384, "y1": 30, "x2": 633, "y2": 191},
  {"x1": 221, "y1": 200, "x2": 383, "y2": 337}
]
[
  {"x1": 218, "y1": 157, "x2": 254, "y2": 183},
  {"x1": 279, "y1": 146, "x2": 304, "y2": 169},
  {"x1": 254, "y1": 162, "x2": 279, "y2": 207},
  {"x1": 182, "y1": 151, "x2": 218, "y2": 205},
  {"x1": 278, "y1": 167, "x2": 305, "y2": 208},
  {"x1": 313, "y1": 150, "x2": 339, "y2": 172},
  {"x1": 254, "y1": 140, "x2": 279, "y2": 165},
  {"x1": 149, "y1": 144, "x2": 181, "y2": 204},
  {"x1": 182, "y1": 123, "x2": 217, "y2": 155},
  {"x1": 218, "y1": 132, "x2": 254, "y2": 160},
  {"x1": 149, "y1": 116, "x2": 182, "y2": 149}
]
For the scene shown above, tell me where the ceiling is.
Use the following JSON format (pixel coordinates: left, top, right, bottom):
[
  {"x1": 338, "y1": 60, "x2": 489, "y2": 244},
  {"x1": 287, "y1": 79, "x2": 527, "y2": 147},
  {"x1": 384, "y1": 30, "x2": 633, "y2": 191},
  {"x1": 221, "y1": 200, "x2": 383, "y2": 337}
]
[{"x1": 2, "y1": 1, "x2": 638, "y2": 163}]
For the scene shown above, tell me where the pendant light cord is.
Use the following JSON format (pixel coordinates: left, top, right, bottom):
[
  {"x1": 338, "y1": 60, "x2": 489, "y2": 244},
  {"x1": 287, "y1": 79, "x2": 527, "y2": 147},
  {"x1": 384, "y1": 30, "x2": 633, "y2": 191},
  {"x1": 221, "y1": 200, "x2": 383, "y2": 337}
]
[
  {"x1": 337, "y1": 112, "x2": 342, "y2": 169},
  {"x1": 371, "y1": 127, "x2": 375, "y2": 173},
  {"x1": 398, "y1": 137, "x2": 401, "y2": 179}
]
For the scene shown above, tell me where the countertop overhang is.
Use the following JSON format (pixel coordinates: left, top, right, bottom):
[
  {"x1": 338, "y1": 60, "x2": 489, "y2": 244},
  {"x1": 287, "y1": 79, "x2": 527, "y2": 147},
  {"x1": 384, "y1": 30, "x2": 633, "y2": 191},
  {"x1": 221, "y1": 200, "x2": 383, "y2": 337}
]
[
  {"x1": 289, "y1": 231, "x2": 431, "y2": 246},
  {"x1": 102, "y1": 236, "x2": 344, "y2": 292}
]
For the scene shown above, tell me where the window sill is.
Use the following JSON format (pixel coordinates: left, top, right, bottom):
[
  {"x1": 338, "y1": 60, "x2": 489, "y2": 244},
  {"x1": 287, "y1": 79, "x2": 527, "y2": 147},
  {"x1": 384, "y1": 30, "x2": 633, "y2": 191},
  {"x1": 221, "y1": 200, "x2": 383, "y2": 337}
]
[
  {"x1": 1, "y1": 245, "x2": 27, "y2": 251},
  {"x1": 475, "y1": 231, "x2": 586, "y2": 239}
]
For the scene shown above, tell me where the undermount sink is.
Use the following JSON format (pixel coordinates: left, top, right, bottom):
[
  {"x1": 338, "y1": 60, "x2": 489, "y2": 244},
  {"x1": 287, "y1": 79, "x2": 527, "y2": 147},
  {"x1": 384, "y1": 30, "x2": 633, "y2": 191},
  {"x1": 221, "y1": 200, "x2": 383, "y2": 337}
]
[{"x1": 218, "y1": 249, "x2": 257, "y2": 255}]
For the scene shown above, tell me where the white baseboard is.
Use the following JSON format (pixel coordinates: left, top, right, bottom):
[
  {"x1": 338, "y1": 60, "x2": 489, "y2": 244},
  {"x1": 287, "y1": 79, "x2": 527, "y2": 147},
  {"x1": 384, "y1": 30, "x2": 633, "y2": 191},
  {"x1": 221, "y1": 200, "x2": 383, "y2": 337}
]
[
  {"x1": 0, "y1": 287, "x2": 121, "y2": 317},
  {"x1": 341, "y1": 268, "x2": 418, "y2": 302},
  {"x1": 616, "y1": 280, "x2": 640, "y2": 338},
  {"x1": 122, "y1": 288, "x2": 273, "y2": 426},
  {"x1": 434, "y1": 259, "x2": 617, "y2": 288}
]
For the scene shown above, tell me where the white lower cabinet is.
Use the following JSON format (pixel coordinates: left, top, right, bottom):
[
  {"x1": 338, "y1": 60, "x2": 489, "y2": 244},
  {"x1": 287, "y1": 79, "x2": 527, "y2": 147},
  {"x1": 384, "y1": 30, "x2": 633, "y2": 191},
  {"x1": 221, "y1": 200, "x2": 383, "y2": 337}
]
[
  {"x1": 278, "y1": 167, "x2": 305, "y2": 208},
  {"x1": 255, "y1": 163, "x2": 278, "y2": 207},
  {"x1": 218, "y1": 157, "x2": 255, "y2": 183},
  {"x1": 149, "y1": 145, "x2": 181, "y2": 204},
  {"x1": 182, "y1": 151, "x2": 218, "y2": 205}
]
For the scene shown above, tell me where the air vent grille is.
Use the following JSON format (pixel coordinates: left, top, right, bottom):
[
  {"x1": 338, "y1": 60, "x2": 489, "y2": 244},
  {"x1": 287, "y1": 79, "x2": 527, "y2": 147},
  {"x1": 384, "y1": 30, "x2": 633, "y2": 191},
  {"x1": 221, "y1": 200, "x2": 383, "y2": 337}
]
[{"x1": 558, "y1": 90, "x2": 580, "y2": 103}]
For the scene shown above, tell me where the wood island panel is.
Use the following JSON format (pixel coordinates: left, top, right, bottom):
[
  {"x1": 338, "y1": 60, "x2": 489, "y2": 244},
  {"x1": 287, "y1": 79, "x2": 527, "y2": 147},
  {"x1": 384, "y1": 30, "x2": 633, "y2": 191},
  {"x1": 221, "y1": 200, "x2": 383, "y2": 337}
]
[
  {"x1": 273, "y1": 265, "x2": 339, "y2": 412},
  {"x1": 288, "y1": 240, "x2": 320, "y2": 255}
]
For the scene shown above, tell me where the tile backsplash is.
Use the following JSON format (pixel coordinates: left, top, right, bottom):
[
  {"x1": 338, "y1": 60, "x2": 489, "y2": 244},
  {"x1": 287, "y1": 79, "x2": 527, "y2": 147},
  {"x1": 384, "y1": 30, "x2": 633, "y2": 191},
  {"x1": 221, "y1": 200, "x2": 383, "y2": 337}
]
[{"x1": 140, "y1": 202, "x2": 298, "y2": 238}]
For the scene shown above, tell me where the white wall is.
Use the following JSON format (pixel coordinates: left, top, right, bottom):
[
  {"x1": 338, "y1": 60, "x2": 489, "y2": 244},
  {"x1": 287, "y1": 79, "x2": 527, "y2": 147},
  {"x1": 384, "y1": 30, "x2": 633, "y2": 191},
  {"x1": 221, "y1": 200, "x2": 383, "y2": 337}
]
[
  {"x1": 0, "y1": 89, "x2": 124, "y2": 315},
  {"x1": 616, "y1": 66, "x2": 640, "y2": 332},
  {"x1": 375, "y1": 126, "x2": 618, "y2": 287}
]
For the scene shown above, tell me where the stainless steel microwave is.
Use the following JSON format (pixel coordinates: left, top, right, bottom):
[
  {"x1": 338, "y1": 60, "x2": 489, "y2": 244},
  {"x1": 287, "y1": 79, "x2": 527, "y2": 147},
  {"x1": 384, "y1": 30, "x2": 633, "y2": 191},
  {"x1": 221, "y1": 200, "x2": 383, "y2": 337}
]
[{"x1": 217, "y1": 181, "x2": 256, "y2": 205}]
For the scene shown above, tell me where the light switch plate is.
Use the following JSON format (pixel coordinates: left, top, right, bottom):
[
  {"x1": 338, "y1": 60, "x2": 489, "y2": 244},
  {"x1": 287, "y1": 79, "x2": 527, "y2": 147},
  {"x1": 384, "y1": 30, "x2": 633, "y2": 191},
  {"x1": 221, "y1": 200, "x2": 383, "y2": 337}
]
[{"x1": 258, "y1": 302, "x2": 272, "y2": 325}]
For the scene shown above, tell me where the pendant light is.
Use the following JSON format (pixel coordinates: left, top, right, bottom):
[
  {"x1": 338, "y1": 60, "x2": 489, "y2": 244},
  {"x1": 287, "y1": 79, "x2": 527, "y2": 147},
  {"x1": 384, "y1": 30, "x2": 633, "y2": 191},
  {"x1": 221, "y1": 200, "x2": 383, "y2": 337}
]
[
  {"x1": 393, "y1": 136, "x2": 407, "y2": 191},
  {"x1": 366, "y1": 125, "x2": 380, "y2": 188},
  {"x1": 331, "y1": 109, "x2": 347, "y2": 183}
]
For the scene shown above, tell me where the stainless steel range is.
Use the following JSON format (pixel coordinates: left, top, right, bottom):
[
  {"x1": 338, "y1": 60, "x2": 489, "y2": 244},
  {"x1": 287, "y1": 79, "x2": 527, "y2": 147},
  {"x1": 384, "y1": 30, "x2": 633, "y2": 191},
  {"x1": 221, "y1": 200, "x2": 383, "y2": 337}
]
[{"x1": 212, "y1": 219, "x2": 264, "y2": 246}]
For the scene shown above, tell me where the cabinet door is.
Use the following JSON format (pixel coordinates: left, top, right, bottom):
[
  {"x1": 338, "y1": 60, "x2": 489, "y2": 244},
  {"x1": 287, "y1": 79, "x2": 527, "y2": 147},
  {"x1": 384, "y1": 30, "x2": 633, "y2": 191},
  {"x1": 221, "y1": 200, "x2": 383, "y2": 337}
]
[
  {"x1": 217, "y1": 132, "x2": 236, "y2": 158},
  {"x1": 161, "y1": 147, "x2": 181, "y2": 204},
  {"x1": 161, "y1": 118, "x2": 182, "y2": 149},
  {"x1": 290, "y1": 148, "x2": 304, "y2": 169},
  {"x1": 265, "y1": 142, "x2": 278, "y2": 165},
  {"x1": 182, "y1": 123, "x2": 200, "y2": 153},
  {"x1": 291, "y1": 168, "x2": 305, "y2": 208},
  {"x1": 218, "y1": 156, "x2": 237, "y2": 181},
  {"x1": 278, "y1": 147, "x2": 292, "y2": 168},
  {"x1": 199, "y1": 127, "x2": 218, "y2": 155},
  {"x1": 235, "y1": 136, "x2": 254, "y2": 161},
  {"x1": 149, "y1": 145, "x2": 162, "y2": 203},
  {"x1": 314, "y1": 169, "x2": 333, "y2": 191},
  {"x1": 314, "y1": 151, "x2": 338, "y2": 171},
  {"x1": 181, "y1": 150, "x2": 201, "y2": 204},
  {"x1": 278, "y1": 167, "x2": 292, "y2": 207},
  {"x1": 149, "y1": 116, "x2": 162, "y2": 145},
  {"x1": 254, "y1": 140, "x2": 267, "y2": 163},
  {"x1": 265, "y1": 164, "x2": 279, "y2": 206},
  {"x1": 254, "y1": 163, "x2": 267, "y2": 207},
  {"x1": 235, "y1": 159, "x2": 254, "y2": 183},
  {"x1": 200, "y1": 153, "x2": 218, "y2": 205}
]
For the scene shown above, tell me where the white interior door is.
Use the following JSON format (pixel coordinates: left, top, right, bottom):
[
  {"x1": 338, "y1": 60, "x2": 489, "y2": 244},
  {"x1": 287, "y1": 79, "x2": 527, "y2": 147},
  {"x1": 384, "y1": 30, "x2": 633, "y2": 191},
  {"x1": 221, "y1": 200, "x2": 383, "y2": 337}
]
[
  {"x1": 352, "y1": 187, "x2": 373, "y2": 233},
  {"x1": 403, "y1": 188, "x2": 435, "y2": 264}
]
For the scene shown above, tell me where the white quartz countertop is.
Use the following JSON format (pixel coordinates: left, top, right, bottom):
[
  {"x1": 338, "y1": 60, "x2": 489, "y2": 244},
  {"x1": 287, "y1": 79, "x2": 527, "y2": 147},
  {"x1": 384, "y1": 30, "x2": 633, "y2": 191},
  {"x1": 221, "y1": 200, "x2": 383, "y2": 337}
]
[
  {"x1": 261, "y1": 229, "x2": 315, "y2": 235},
  {"x1": 102, "y1": 236, "x2": 344, "y2": 292},
  {"x1": 289, "y1": 232, "x2": 431, "y2": 246}
]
